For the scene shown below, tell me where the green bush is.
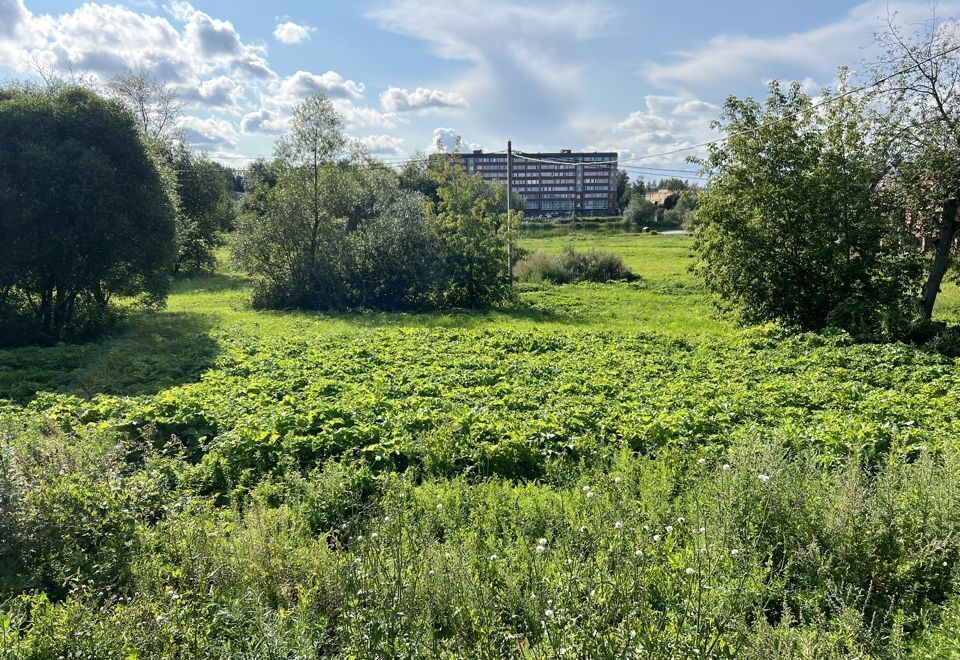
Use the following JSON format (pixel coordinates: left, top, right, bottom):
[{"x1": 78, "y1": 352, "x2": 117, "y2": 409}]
[{"x1": 515, "y1": 246, "x2": 637, "y2": 284}]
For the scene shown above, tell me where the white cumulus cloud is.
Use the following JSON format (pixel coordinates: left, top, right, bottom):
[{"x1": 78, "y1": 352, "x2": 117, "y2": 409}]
[{"x1": 273, "y1": 20, "x2": 314, "y2": 44}]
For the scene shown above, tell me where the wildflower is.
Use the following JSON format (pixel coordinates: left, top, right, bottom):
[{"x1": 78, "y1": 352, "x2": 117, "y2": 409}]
[
  {"x1": 634, "y1": 549, "x2": 643, "y2": 557},
  {"x1": 544, "y1": 609, "x2": 554, "y2": 618},
  {"x1": 489, "y1": 554, "x2": 498, "y2": 561},
  {"x1": 730, "y1": 549, "x2": 740, "y2": 557},
  {"x1": 586, "y1": 491, "x2": 595, "y2": 498},
  {"x1": 697, "y1": 458, "x2": 706, "y2": 465},
  {"x1": 539, "y1": 538, "x2": 548, "y2": 546},
  {"x1": 353, "y1": 558, "x2": 362, "y2": 565},
  {"x1": 758, "y1": 474, "x2": 770, "y2": 483},
  {"x1": 653, "y1": 534, "x2": 661, "y2": 542},
  {"x1": 579, "y1": 525, "x2": 588, "y2": 533},
  {"x1": 614, "y1": 521, "x2": 624, "y2": 530},
  {"x1": 614, "y1": 477, "x2": 622, "y2": 483},
  {"x1": 677, "y1": 517, "x2": 686, "y2": 524},
  {"x1": 698, "y1": 527, "x2": 706, "y2": 534},
  {"x1": 722, "y1": 464, "x2": 731, "y2": 471},
  {"x1": 665, "y1": 525, "x2": 674, "y2": 533},
  {"x1": 630, "y1": 630, "x2": 637, "y2": 639},
  {"x1": 536, "y1": 545, "x2": 546, "y2": 554},
  {"x1": 374, "y1": 455, "x2": 382, "y2": 462},
  {"x1": 685, "y1": 567, "x2": 695, "y2": 575},
  {"x1": 370, "y1": 532, "x2": 378, "y2": 539},
  {"x1": 437, "y1": 503, "x2": 443, "y2": 510},
  {"x1": 582, "y1": 486, "x2": 590, "y2": 492},
  {"x1": 643, "y1": 525, "x2": 650, "y2": 532}
]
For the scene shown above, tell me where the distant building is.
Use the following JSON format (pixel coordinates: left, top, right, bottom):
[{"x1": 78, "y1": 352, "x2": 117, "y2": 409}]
[
  {"x1": 455, "y1": 149, "x2": 619, "y2": 216},
  {"x1": 645, "y1": 189, "x2": 679, "y2": 207}
]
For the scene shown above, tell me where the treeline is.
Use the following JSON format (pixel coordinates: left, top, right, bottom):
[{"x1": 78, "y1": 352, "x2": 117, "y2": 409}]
[
  {"x1": 0, "y1": 78, "x2": 515, "y2": 346},
  {"x1": 617, "y1": 175, "x2": 699, "y2": 228}
]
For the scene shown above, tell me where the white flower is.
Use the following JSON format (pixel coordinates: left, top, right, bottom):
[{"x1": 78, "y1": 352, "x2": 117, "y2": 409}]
[
  {"x1": 614, "y1": 521, "x2": 624, "y2": 530},
  {"x1": 697, "y1": 458, "x2": 706, "y2": 465},
  {"x1": 614, "y1": 477, "x2": 622, "y2": 483},
  {"x1": 489, "y1": 554, "x2": 497, "y2": 561},
  {"x1": 630, "y1": 630, "x2": 637, "y2": 639},
  {"x1": 437, "y1": 503, "x2": 443, "y2": 509},
  {"x1": 653, "y1": 534, "x2": 661, "y2": 542},
  {"x1": 699, "y1": 527, "x2": 706, "y2": 534},
  {"x1": 758, "y1": 474, "x2": 770, "y2": 483},
  {"x1": 685, "y1": 567, "x2": 695, "y2": 575},
  {"x1": 730, "y1": 549, "x2": 740, "y2": 557},
  {"x1": 579, "y1": 525, "x2": 588, "y2": 533},
  {"x1": 539, "y1": 538, "x2": 548, "y2": 546},
  {"x1": 634, "y1": 549, "x2": 643, "y2": 557},
  {"x1": 722, "y1": 464, "x2": 731, "y2": 471},
  {"x1": 536, "y1": 545, "x2": 546, "y2": 554},
  {"x1": 586, "y1": 491, "x2": 595, "y2": 498},
  {"x1": 677, "y1": 517, "x2": 686, "y2": 524},
  {"x1": 544, "y1": 609, "x2": 554, "y2": 617},
  {"x1": 582, "y1": 486, "x2": 590, "y2": 492},
  {"x1": 665, "y1": 525, "x2": 674, "y2": 533}
]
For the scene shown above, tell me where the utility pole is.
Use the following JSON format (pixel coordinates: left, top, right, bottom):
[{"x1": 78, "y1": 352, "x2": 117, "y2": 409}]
[{"x1": 507, "y1": 139, "x2": 513, "y2": 284}]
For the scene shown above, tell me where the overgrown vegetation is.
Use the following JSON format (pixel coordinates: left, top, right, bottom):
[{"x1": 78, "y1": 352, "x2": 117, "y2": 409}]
[
  {"x1": 3, "y1": 318, "x2": 960, "y2": 656},
  {"x1": 515, "y1": 246, "x2": 637, "y2": 283}
]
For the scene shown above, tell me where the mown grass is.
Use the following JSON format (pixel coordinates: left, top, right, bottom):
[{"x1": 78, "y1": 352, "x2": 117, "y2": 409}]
[{"x1": 3, "y1": 232, "x2": 960, "y2": 658}]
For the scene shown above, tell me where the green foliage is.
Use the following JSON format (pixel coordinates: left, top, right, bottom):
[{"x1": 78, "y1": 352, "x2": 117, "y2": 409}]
[
  {"x1": 0, "y1": 83, "x2": 177, "y2": 345},
  {"x1": 693, "y1": 79, "x2": 922, "y2": 337},
  {"x1": 515, "y1": 247, "x2": 637, "y2": 284},
  {"x1": 426, "y1": 162, "x2": 512, "y2": 307},
  {"x1": 232, "y1": 95, "x2": 510, "y2": 311},
  {"x1": 3, "y1": 233, "x2": 960, "y2": 655},
  {"x1": 170, "y1": 146, "x2": 236, "y2": 274},
  {"x1": 663, "y1": 191, "x2": 698, "y2": 228},
  {"x1": 623, "y1": 195, "x2": 658, "y2": 225}
]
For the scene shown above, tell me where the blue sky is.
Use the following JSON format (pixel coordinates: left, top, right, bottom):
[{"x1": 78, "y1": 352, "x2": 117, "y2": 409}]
[{"x1": 1, "y1": 0, "x2": 956, "y2": 172}]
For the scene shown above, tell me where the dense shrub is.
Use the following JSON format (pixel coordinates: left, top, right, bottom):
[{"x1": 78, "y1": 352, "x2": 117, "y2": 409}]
[
  {"x1": 0, "y1": 83, "x2": 177, "y2": 345},
  {"x1": 515, "y1": 247, "x2": 637, "y2": 283}
]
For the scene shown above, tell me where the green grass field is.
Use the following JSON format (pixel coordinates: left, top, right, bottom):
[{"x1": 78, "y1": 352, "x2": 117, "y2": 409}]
[{"x1": 3, "y1": 232, "x2": 960, "y2": 657}]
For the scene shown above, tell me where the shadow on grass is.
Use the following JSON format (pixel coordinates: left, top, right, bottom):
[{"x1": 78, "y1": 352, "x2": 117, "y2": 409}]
[
  {"x1": 0, "y1": 310, "x2": 220, "y2": 404},
  {"x1": 269, "y1": 295, "x2": 584, "y2": 331}
]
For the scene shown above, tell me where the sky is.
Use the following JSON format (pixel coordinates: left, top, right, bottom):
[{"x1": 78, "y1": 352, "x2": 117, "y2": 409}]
[{"x1": 1, "y1": 0, "x2": 957, "y2": 175}]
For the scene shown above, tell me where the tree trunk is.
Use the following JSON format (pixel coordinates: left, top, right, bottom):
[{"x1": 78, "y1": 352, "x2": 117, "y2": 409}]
[{"x1": 920, "y1": 198, "x2": 959, "y2": 321}]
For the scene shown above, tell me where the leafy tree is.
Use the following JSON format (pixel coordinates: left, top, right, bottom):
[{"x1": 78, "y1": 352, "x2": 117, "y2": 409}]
[
  {"x1": 427, "y1": 163, "x2": 512, "y2": 307},
  {"x1": 869, "y1": 13, "x2": 960, "y2": 321},
  {"x1": 397, "y1": 152, "x2": 440, "y2": 202},
  {"x1": 693, "y1": 80, "x2": 921, "y2": 336},
  {"x1": 0, "y1": 83, "x2": 176, "y2": 344},
  {"x1": 623, "y1": 196, "x2": 658, "y2": 225},
  {"x1": 616, "y1": 170, "x2": 631, "y2": 212},
  {"x1": 663, "y1": 191, "x2": 698, "y2": 227},
  {"x1": 171, "y1": 146, "x2": 236, "y2": 273}
]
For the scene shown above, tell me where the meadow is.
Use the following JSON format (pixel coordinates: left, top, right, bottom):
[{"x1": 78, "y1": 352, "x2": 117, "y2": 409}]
[{"x1": 3, "y1": 233, "x2": 960, "y2": 658}]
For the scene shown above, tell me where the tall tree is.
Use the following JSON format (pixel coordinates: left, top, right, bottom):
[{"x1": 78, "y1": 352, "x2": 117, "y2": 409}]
[{"x1": 870, "y1": 13, "x2": 960, "y2": 321}]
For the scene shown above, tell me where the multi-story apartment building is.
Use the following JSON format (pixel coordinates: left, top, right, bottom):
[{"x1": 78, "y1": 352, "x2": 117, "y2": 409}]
[{"x1": 455, "y1": 149, "x2": 619, "y2": 216}]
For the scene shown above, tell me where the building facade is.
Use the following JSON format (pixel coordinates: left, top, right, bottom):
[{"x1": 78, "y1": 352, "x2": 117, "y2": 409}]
[{"x1": 455, "y1": 149, "x2": 619, "y2": 216}]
